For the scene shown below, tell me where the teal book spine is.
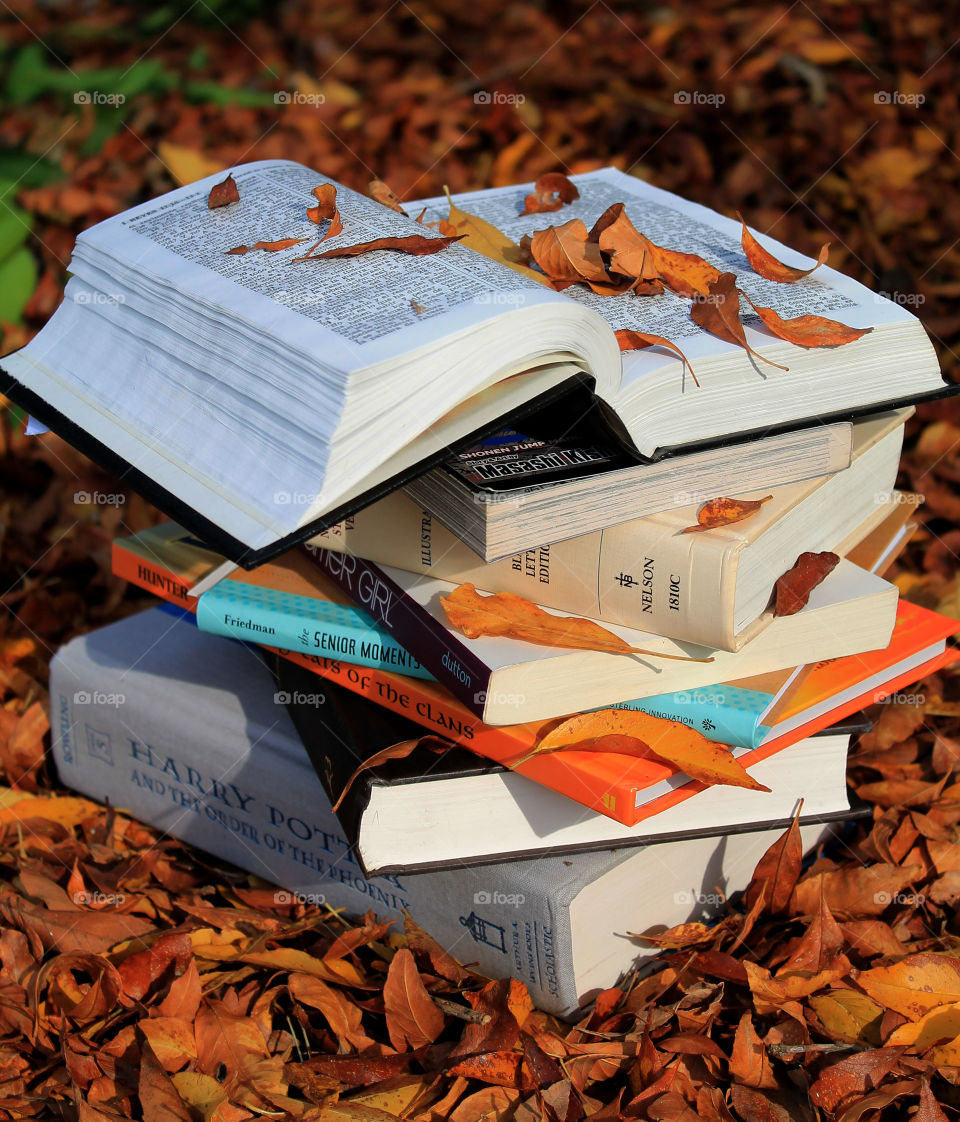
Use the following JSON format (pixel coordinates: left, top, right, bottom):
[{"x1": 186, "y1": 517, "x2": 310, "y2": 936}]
[
  {"x1": 195, "y1": 579, "x2": 435, "y2": 680},
  {"x1": 608, "y1": 684, "x2": 775, "y2": 749}
]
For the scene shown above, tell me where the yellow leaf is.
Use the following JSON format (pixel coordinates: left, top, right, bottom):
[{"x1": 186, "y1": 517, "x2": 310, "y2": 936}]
[
  {"x1": 157, "y1": 143, "x2": 225, "y2": 187},
  {"x1": 810, "y1": 991, "x2": 884, "y2": 1045},
  {"x1": 170, "y1": 1072, "x2": 229, "y2": 1121},
  {"x1": 350, "y1": 1075, "x2": 435, "y2": 1115},
  {"x1": 139, "y1": 1017, "x2": 198, "y2": 1071},
  {"x1": 0, "y1": 793, "x2": 100, "y2": 827},
  {"x1": 443, "y1": 189, "x2": 551, "y2": 286},
  {"x1": 857, "y1": 953, "x2": 960, "y2": 1020},
  {"x1": 886, "y1": 1000, "x2": 960, "y2": 1050}
]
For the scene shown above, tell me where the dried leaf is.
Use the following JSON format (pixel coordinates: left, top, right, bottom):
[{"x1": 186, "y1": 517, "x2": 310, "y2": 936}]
[
  {"x1": 440, "y1": 583, "x2": 714, "y2": 662},
  {"x1": 368, "y1": 179, "x2": 404, "y2": 212},
  {"x1": 521, "y1": 172, "x2": 580, "y2": 215},
  {"x1": 293, "y1": 233, "x2": 463, "y2": 261},
  {"x1": 744, "y1": 804, "x2": 804, "y2": 914},
  {"x1": 225, "y1": 237, "x2": 307, "y2": 255},
  {"x1": 808, "y1": 1048, "x2": 904, "y2": 1114},
  {"x1": 527, "y1": 218, "x2": 610, "y2": 287},
  {"x1": 680, "y1": 494, "x2": 772, "y2": 534},
  {"x1": 773, "y1": 551, "x2": 839, "y2": 616},
  {"x1": 207, "y1": 173, "x2": 239, "y2": 209},
  {"x1": 856, "y1": 953, "x2": 960, "y2": 1020},
  {"x1": 690, "y1": 273, "x2": 789, "y2": 369},
  {"x1": 443, "y1": 187, "x2": 550, "y2": 285},
  {"x1": 739, "y1": 214, "x2": 829, "y2": 282},
  {"x1": 305, "y1": 183, "x2": 343, "y2": 242},
  {"x1": 729, "y1": 1013, "x2": 777, "y2": 1088},
  {"x1": 740, "y1": 288, "x2": 873, "y2": 347},
  {"x1": 139, "y1": 1039, "x2": 192, "y2": 1122},
  {"x1": 632, "y1": 236, "x2": 721, "y2": 298},
  {"x1": 382, "y1": 947, "x2": 445, "y2": 1052},
  {"x1": 615, "y1": 329, "x2": 699, "y2": 387},
  {"x1": 331, "y1": 736, "x2": 448, "y2": 812}
]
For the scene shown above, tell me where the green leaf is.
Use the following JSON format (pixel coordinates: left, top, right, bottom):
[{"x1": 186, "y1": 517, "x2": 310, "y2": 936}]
[
  {"x1": 0, "y1": 195, "x2": 32, "y2": 262},
  {"x1": 0, "y1": 247, "x2": 38, "y2": 323}
]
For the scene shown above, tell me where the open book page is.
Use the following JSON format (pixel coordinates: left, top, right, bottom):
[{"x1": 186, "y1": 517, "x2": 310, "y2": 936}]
[
  {"x1": 410, "y1": 167, "x2": 918, "y2": 391},
  {"x1": 72, "y1": 159, "x2": 568, "y2": 373}
]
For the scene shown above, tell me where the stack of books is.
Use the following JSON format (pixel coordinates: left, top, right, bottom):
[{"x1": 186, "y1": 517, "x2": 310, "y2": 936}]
[{"x1": 10, "y1": 160, "x2": 958, "y2": 1019}]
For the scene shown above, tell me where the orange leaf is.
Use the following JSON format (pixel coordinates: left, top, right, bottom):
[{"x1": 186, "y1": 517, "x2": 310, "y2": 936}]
[
  {"x1": 607, "y1": 225, "x2": 720, "y2": 299},
  {"x1": 447, "y1": 1051, "x2": 527, "y2": 1089},
  {"x1": 615, "y1": 330, "x2": 699, "y2": 387},
  {"x1": 690, "y1": 273, "x2": 788, "y2": 370},
  {"x1": 739, "y1": 213, "x2": 829, "y2": 282},
  {"x1": 305, "y1": 183, "x2": 343, "y2": 243},
  {"x1": 383, "y1": 947, "x2": 445, "y2": 1052},
  {"x1": 517, "y1": 708, "x2": 769, "y2": 791},
  {"x1": 729, "y1": 1013, "x2": 778, "y2": 1089},
  {"x1": 292, "y1": 233, "x2": 463, "y2": 261},
  {"x1": 368, "y1": 178, "x2": 405, "y2": 212},
  {"x1": 331, "y1": 736, "x2": 448, "y2": 812},
  {"x1": 744, "y1": 803, "x2": 804, "y2": 914},
  {"x1": 680, "y1": 494, "x2": 772, "y2": 534},
  {"x1": 773, "y1": 551, "x2": 839, "y2": 616},
  {"x1": 207, "y1": 173, "x2": 239, "y2": 209},
  {"x1": 739, "y1": 288, "x2": 872, "y2": 347},
  {"x1": 403, "y1": 908, "x2": 473, "y2": 985},
  {"x1": 43, "y1": 952, "x2": 124, "y2": 1021},
  {"x1": 440, "y1": 583, "x2": 714, "y2": 662},
  {"x1": 856, "y1": 953, "x2": 960, "y2": 1021},
  {"x1": 225, "y1": 237, "x2": 306, "y2": 255},
  {"x1": 527, "y1": 218, "x2": 610, "y2": 286},
  {"x1": 521, "y1": 172, "x2": 580, "y2": 215},
  {"x1": 808, "y1": 1048, "x2": 905, "y2": 1114}
]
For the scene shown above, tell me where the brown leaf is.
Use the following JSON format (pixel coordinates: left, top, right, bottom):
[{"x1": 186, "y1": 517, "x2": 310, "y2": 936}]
[
  {"x1": 690, "y1": 273, "x2": 788, "y2": 370},
  {"x1": 745, "y1": 804, "x2": 803, "y2": 914},
  {"x1": 856, "y1": 953, "x2": 960, "y2": 1020},
  {"x1": 331, "y1": 736, "x2": 448, "y2": 812},
  {"x1": 368, "y1": 179, "x2": 404, "y2": 212},
  {"x1": 773, "y1": 551, "x2": 839, "y2": 616},
  {"x1": 808, "y1": 1048, "x2": 904, "y2": 1114},
  {"x1": 115, "y1": 931, "x2": 193, "y2": 1000},
  {"x1": 527, "y1": 218, "x2": 611, "y2": 287},
  {"x1": 402, "y1": 908, "x2": 473, "y2": 985},
  {"x1": 447, "y1": 1051, "x2": 527, "y2": 1089},
  {"x1": 728, "y1": 1086, "x2": 792, "y2": 1122},
  {"x1": 139, "y1": 1039, "x2": 192, "y2": 1122},
  {"x1": 632, "y1": 237, "x2": 721, "y2": 299},
  {"x1": 680, "y1": 494, "x2": 772, "y2": 534},
  {"x1": 739, "y1": 288, "x2": 873, "y2": 347},
  {"x1": 207, "y1": 173, "x2": 239, "y2": 209},
  {"x1": 729, "y1": 1013, "x2": 777, "y2": 1089},
  {"x1": 285, "y1": 1053, "x2": 413, "y2": 1091},
  {"x1": 739, "y1": 214, "x2": 829, "y2": 282},
  {"x1": 225, "y1": 237, "x2": 307, "y2": 255},
  {"x1": 157, "y1": 957, "x2": 202, "y2": 1021},
  {"x1": 521, "y1": 172, "x2": 580, "y2": 215},
  {"x1": 791, "y1": 863, "x2": 922, "y2": 918},
  {"x1": 293, "y1": 233, "x2": 462, "y2": 261},
  {"x1": 43, "y1": 952, "x2": 123, "y2": 1021},
  {"x1": 779, "y1": 883, "x2": 849, "y2": 974},
  {"x1": 382, "y1": 947, "x2": 445, "y2": 1052},
  {"x1": 440, "y1": 583, "x2": 714, "y2": 662},
  {"x1": 0, "y1": 894, "x2": 154, "y2": 954},
  {"x1": 289, "y1": 972, "x2": 375, "y2": 1052},
  {"x1": 305, "y1": 183, "x2": 343, "y2": 242},
  {"x1": 615, "y1": 330, "x2": 699, "y2": 387},
  {"x1": 916, "y1": 1079, "x2": 949, "y2": 1122}
]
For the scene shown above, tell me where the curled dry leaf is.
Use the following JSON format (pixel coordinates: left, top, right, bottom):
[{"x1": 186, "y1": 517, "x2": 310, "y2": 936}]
[
  {"x1": 615, "y1": 329, "x2": 700, "y2": 387},
  {"x1": 514, "y1": 709, "x2": 770, "y2": 791},
  {"x1": 305, "y1": 183, "x2": 343, "y2": 242},
  {"x1": 521, "y1": 171, "x2": 580, "y2": 215},
  {"x1": 739, "y1": 213, "x2": 829, "y2": 282},
  {"x1": 207, "y1": 173, "x2": 239, "y2": 209},
  {"x1": 773, "y1": 551, "x2": 840, "y2": 616},
  {"x1": 226, "y1": 238, "x2": 306, "y2": 255},
  {"x1": 528, "y1": 218, "x2": 610, "y2": 288},
  {"x1": 680, "y1": 494, "x2": 773, "y2": 534},
  {"x1": 738, "y1": 288, "x2": 872, "y2": 347},
  {"x1": 442, "y1": 187, "x2": 549, "y2": 285},
  {"x1": 440, "y1": 583, "x2": 714, "y2": 662},
  {"x1": 292, "y1": 233, "x2": 463, "y2": 261},
  {"x1": 330, "y1": 736, "x2": 448, "y2": 812},
  {"x1": 368, "y1": 178, "x2": 405, "y2": 212},
  {"x1": 690, "y1": 272, "x2": 789, "y2": 370}
]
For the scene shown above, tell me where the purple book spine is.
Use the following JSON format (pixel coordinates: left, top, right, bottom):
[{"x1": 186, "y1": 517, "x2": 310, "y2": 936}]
[{"x1": 303, "y1": 545, "x2": 491, "y2": 718}]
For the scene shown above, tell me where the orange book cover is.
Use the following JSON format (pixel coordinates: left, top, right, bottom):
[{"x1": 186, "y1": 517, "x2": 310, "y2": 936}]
[{"x1": 113, "y1": 526, "x2": 958, "y2": 827}]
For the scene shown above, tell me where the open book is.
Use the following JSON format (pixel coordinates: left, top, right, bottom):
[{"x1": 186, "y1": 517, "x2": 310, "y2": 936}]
[{"x1": 2, "y1": 160, "x2": 947, "y2": 565}]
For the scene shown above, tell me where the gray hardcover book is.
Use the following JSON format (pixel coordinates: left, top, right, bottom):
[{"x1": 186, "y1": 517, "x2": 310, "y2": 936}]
[{"x1": 49, "y1": 606, "x2": 828, "y2": 1018}]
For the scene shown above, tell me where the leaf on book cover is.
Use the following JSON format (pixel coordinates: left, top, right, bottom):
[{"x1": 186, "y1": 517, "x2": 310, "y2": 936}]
[
  {"x1": 773, "y1": 551, "x2": 839, "y2": 616},
  {"x1": 521, "y1": 172, "x2": 580, "y2": 215},
  {"x1": 330, "y1": 736, "x2": 449, "y2": 812},
  {"x1": 225, "y1": 237, "x2": 307, "y2": 255},
  {"x1": 739, "y1": 288, "x2": 873, "y2": 347},
  {"x1": 305, "y1": 183, "x2": 343, "y2": 242},
  {"x1": 679, "y1": 494, "x2": 773, "y2": 534},
  {"x1": 690, "y1": 272, "x2": 789, "y2": 370},
  {"x1": 368, "y1": 178, "x2": 405, "y2": 212},
  {"x1": 440, "y1": 583, "x2": 715, "y2": 662},
  {"x1": 207, "y1": 173, "x2": 239, "y2": 209},
  {"x1": 383, "y1": 947, "x2": 446, "y2": 1052},
  {"x1": 442, "y1": 187, "x2": 550, "y2": 285},
  {"x1": 739, "y1": 214, "x2": 829, "y2": 282},
  {"x1": 514, "y1": 709, "x2": 770, "y2": 791},
  {"x1": 291, "y1": 233, "x2": 463, "y2": 261},
  {"x1": 615, "y1": 330, "x2": 700, "y2": 387}
]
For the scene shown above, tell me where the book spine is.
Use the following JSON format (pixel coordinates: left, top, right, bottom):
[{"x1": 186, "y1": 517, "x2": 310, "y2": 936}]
[
  {"x1": 303, "y1": 545, "x2": 492, "y2": 718},
  {"x1": 314, "y1": 491, "x2": 739, "y2": 648},
  {"x1": 48, "y1": 648, "x2": 580, "y2": 1018},
  {"x1": 195, "y1": 580, "x2": 434, "y2": 680}
]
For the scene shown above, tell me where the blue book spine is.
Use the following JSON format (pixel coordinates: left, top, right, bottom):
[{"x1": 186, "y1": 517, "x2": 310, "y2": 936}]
[
  {"x1": 195, "y1": 579, "x2": 435, "y2": 680},
  {"x1": 607, "y1": 684, "x2": 775, "y2": 749}
]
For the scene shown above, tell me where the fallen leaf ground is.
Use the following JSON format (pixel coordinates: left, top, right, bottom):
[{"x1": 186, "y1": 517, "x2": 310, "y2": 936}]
[{"x1": 1, "y1": 2, "x2": 960, "y2": 1118}]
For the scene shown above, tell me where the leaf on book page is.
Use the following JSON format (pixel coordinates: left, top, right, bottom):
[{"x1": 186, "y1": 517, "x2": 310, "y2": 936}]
[
  {"x1": 615, "y1": 330, "x2": 699, "y2": 387},
  {"x1": 368, "y1": 178, "x2": 405, "y2": 212},
  {"x1": 291, "y1": 233, "x2": 464, "y2": 261},
  {"x1": 739, "y1": 213, "x2": 830, "y2": 282},
  {"x1": 514, "y1": 708, "x2": 769, "y2": 791},
  {"x1": 305, "y1": 183, "x2": 343, "y2": 242},
  {"x1": 593, "y1": 204, "x2": 659, "y2": 286},
  {"x1": 383, "y1": 947, "x2": 446, "y2": 1052},
  {"x1": 773, "y1": 551, "x2": 839, "y2": 616},
  {"x1": 440, "y1": 583, "x2": 715, "y2": 662},
  {"x1": 330, "y1": 736, "x2": 449, "y2": 812},
  {"x1": 225, "y1": 237, "x2": 307, "y2": 255},
  {"x1": 207, "y1": 173, "x2": 239, "y2": 209},
  {"x1": 601, "y1": 215, "x2": 720, "y2": 298},
  {"x1": 690, "y1": 272, "x2": 789, "y2": 371},
  {"x1": 527, "y1": 218, "x2": 612, "y2": 289},
  {"x1": 442, "y1": 187, "x2": 550, "y2": 285},
  {"x1": 679, "y1": 494, "x2": 773, "y2": 534},
  {"x1": 739, "y1": 288, "x2": 873, "y2": 348},
  {"x1": 520, "y1": 172, "x2": 580, "y2": 215}
]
